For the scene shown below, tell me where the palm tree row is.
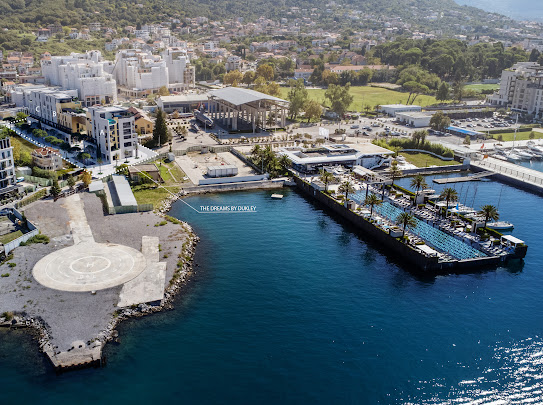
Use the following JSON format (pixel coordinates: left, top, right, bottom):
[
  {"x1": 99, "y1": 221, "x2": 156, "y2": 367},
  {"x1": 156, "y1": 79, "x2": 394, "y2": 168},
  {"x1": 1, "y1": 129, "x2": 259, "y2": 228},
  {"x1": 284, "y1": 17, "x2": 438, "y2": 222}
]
[{"x1": 250, "y1": 145, "x2": 291, "y2": 178}]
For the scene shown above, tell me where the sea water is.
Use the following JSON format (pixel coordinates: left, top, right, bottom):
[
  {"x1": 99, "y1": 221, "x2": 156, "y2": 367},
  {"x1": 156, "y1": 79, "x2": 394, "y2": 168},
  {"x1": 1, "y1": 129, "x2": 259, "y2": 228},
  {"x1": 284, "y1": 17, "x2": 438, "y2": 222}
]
[{"x1": 1, "y1": 181, "x2": 543, "y2": 403}]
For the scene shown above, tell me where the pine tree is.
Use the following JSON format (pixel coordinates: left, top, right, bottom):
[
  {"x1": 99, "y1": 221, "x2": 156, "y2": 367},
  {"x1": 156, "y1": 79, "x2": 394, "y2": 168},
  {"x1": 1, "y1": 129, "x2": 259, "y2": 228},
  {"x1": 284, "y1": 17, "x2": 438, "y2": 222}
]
[
  {"x1": 436, "y1": 82, "x2": 449, "y2": 101},
  {"x1": 50, "y1": 179, "x2": 61, "y2": 198},
  {"x1": 153, "y1": 108, "x2": 169, "y2": 147}
]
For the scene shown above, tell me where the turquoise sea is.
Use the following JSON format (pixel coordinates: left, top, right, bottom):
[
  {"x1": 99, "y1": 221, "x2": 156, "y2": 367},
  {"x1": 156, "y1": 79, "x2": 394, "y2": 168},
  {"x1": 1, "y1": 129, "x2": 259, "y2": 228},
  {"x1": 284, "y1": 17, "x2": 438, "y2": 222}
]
[
  {"x1": 1, "y1": 176, "x2": 543, "y2": 403},
  {"x1": 455, "y1": 0, "x2": 543, "y2": 21}
]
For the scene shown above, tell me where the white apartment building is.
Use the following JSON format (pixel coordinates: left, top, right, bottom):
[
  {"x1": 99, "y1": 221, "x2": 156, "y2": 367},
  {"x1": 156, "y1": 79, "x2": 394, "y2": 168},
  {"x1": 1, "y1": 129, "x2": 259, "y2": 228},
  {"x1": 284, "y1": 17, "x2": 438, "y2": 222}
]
[
  {"x1": 0, "y1": 136, "x2": 16, "y2": 196},
  {"x1": 113, "y1": 49, "x2": 169, "y2": 92},
  {"x1": 162, "y1": 47, "x2": 195, "y2": 90},
  {"x1": 41, "y1": 51, "x2": 117, "y2": 106},
  {"x1": 488, "y1": 62, "x2": 543, "y2": 117},
  {"x1": 86, "y1": 106, "x2": 138, "y2": 163},
  {"x1": 225, "y1": 55, "x2": 242, "y2": 72},
  {"x1": 28, "y1": 88, "x2": 80, "y2": 131}
]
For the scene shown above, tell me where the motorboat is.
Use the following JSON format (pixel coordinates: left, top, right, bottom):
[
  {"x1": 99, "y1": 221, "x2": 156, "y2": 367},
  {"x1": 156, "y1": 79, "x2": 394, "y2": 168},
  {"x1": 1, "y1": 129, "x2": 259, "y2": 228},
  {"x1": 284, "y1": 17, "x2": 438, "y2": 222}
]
[
  {"x1": 513, "y1": 149, "x2": 534, "y2": 160},
  {"x1": 493, "y1": 154, "x2": 509, "y2": 162},
  {"x1": 505, "y1": 151, "x2": 522, "y2": 162},
  {"x1": 487, "y1": 221, "x2": 514, "y2": 231}
]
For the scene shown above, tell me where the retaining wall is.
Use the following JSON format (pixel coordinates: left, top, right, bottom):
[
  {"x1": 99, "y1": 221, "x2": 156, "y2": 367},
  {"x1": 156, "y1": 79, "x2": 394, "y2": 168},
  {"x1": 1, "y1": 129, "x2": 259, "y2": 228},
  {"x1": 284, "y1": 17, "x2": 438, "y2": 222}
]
[{"x1": 293, "y1": 176, "x2": 502, "y2": 274}]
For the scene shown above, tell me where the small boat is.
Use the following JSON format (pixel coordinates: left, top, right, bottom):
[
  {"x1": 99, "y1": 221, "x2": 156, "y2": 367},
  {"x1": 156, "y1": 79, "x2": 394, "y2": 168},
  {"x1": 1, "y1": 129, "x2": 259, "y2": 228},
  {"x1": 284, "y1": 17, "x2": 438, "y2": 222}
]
[
  {"x1": 513, "y1": 149, "x2": 534, "y2": 160},
  {"x1": 505, "y1": 152, "x2": 522, "y2": 162},
  {"x1": 487, "y1": 221, "x2": 514, "y2": 231},
  {"x1": 271, "y1": 194, "x2": 284, "y2": 199},
  {"x1": 493, "y1": 154, "x2": 509, "y2": 162}
]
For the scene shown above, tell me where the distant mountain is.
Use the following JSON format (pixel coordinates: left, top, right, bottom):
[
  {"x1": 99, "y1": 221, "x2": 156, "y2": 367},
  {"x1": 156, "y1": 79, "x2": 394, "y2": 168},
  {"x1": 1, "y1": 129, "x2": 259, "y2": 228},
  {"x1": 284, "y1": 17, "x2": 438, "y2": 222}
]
[{"x1": 0, "y1": 0, "x2": 533, "y2": 37}]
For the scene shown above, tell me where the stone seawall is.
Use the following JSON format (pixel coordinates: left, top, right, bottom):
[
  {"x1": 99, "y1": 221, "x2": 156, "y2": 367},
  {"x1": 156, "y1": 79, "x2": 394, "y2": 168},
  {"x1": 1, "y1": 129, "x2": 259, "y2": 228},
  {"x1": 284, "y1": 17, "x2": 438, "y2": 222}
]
[
  {"x1": 182, "y1": 179, "x2": 285, "y2": 194},
  {"x1": 293, "y1": 177, "x2": 502, "y2": 274}
]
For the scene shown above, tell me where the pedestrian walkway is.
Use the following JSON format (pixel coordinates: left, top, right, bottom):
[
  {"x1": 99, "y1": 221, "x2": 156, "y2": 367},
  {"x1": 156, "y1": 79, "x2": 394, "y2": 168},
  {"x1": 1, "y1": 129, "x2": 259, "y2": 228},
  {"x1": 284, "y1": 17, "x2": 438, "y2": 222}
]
[{"x1": 472, "y1": 157, "x2": 543, "y2": 188}]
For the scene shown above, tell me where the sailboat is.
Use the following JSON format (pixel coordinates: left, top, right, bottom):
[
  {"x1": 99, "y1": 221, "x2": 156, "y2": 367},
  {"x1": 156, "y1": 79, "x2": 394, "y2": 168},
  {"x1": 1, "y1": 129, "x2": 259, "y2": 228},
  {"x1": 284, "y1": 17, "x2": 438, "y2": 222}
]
[{"x1": 486, "y1": 185, "x2": 514, "y2": 231}]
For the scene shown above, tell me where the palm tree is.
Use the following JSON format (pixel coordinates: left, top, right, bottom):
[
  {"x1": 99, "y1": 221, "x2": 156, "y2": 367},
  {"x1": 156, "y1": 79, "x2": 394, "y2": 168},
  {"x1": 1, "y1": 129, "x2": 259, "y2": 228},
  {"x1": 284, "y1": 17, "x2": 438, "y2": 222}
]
[
  {"x1": 250, "y1": 144, "x2": 261, "y2": 160},
  {"x1": 278, "y1": 154, "x2": 292, "y2": 174},
  {"x1": 439, "y1": 187, "x2": 458, "y2": 217},
  {"x1": 396, "y1": 212, "x2": 417, "y2": 238},
  {"x1": 389, "y1": 161, "x2": 403, "y2": 187},
  {"x1": 478, "y1": 204, "x2": 499, "y2": 229},
  {"x1": 364, "y1": 193, "x2": 382, "y2": 218},
  {"x1": 410, "y1": 174, "x2": 427, "y2": 205},
  {"x1": 338, "y1": 180, "x2": 355, "y2": 203},
  {"x1": 319, "y1": 169, "x2": 335, "y2": 192}
]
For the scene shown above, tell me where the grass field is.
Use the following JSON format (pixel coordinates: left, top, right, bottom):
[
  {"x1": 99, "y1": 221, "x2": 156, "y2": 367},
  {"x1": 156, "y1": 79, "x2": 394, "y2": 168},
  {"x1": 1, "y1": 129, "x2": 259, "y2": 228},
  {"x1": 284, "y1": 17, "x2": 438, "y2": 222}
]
[
  {"x1": 132, "y1": 159, "x2": 187, "y2": 207},
  {"x1": 279, "y1": 85, "x2": 438, "y2": 112},
  {"x1": 464, "y1": 83, "x2": 500, "y2": 93},
  {"x1": 400, "y1": 152, "x2": 458, "y2": 168},
  {"x1": 0, "y1": 230, "x2": 23, "y2": 245},
  {"x1": 488, "y1": 131, "x2": 543, "y2": 142},
  {"x1": 12, "y1": 135, "x2": 37, "y2": 156}
]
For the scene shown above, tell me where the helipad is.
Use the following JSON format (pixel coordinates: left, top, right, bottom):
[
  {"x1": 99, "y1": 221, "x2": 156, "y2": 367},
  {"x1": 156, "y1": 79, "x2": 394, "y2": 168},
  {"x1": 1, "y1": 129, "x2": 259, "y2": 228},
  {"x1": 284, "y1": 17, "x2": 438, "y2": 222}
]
[{"x1": 33, "y1": 241, "x2": 147, "y2": 292}]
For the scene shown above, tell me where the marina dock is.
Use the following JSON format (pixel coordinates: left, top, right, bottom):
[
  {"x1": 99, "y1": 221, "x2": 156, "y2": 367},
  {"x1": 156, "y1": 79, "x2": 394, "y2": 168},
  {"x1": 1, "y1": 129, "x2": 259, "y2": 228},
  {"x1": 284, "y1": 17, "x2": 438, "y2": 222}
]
[
  {"x1": 470, "y1": 157, "x2": 543, "y2": 196},
  {"x1": 433, "y1": 171, "x2": 494, "y2": 184}
]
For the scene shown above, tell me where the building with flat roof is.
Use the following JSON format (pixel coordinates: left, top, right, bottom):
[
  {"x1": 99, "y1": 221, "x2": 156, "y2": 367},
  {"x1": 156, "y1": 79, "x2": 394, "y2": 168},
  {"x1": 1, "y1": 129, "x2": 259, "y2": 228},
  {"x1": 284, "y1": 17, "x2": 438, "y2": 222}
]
[
  {"x1": 396, "y1": 111, "x2": 435, "y2": 127},
  {"x1": 32, "y1": 147, "x2": 63, "y2": 171},
  {"x1": 156, "y1": 94, "x2": 209, "y2": 113},
  {"x1": 278, "y1": 143, "x2": 393, "y2": 173},
  {"x1": 380, "y1": 104, "x2": 422, "y2": 117},
  {"x1": 41, "y1": 51, "x2": 117, "y2": 106},
  {"x1": 0, "y1": 136, "x2": 17, "y2": 197},
  {"x1": 446, "y1": 125, "x2": 484, "y2": 139},
  {"x1": 86, "y1": 106, "x2": 138, "y2": 163}
]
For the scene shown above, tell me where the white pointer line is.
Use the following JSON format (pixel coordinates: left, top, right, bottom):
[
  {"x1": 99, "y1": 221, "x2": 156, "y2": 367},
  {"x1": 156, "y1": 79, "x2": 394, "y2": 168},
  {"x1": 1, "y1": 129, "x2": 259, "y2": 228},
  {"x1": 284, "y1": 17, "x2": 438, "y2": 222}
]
[{"x1": 130, "y1": 165, "x2": 257, "y2": 214}]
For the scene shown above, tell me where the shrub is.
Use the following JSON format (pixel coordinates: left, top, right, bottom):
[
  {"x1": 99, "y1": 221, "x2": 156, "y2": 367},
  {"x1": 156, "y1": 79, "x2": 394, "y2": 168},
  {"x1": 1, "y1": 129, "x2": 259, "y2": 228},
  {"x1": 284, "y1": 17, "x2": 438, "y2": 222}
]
[
  {"x1": 7, "y1": 263, "x2": 16, "y2": 268},
  {"x1": 1, "y1": 273, "x2": 9, "y2": 277},
  {"x1": 2, "y1": 311, "x2": 13, "y2": 320},
  {"x1": 20, "y1": 234, "x2": 50, "y2": 246}
]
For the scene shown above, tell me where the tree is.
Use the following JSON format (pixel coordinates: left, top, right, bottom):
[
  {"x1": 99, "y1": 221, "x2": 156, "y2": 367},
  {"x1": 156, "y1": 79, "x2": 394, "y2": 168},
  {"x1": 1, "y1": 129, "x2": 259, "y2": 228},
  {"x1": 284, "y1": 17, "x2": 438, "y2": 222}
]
[
  {"x1": 389, "y1": 160, "x2": 403, "y2": 186},
  {"x1": 157, "y1": 86, "x2": 170, "y2": 96},
  {"x1": 287, "y1": 79, "x2": 308, "y2": 119},
  {"x1": 242, "y1": 71, "x2": 256, "y2": 86},
  {"x1": 153, "y1": 108, "x2": 169, "y2": 147},
  {"x1": 430, "y1": 111, "x2": 451, "y2": 132},
  {"x1": 478, "y1": 204, "x2": 499, "y2": 229},
  {"x1": 67, "y1": 175, "x2": 76, "y2": 190},
  {"x1": 439, "y1": 187, "x2": 458, "y2": 217},
  {"x1": 396, "y1": 212, "x2": 417, "y2": 238},
  {"x1": 452, "y1": 80, "x2": 465, "y2": 102},
  {"x1": 256, "y1": 64, "x2": 274, "y2": 81},
  {"x1": 338, "y1": 180, "x2": 355, "y2": 203},
  {"x1": 463, "y1": 135, "x2": 471, "y2": 145},
  {"x1": 223, "y1": 70, "x2": 243, "y2": 86},
  {"x1": 403, "y1": 81, "x2": 429, "y2": 105},
  {"x1": 364, "y1": 193, "x2": 382, "y2": 218},
  {"x1": 278, "y1": 154, "x2": 291, "y2": 174},
  {"x1": 325, "y1": 83, "x2": 354, "y2": 124},
  {"x1": 97, "y1": 158, "x2": 103, "y2": 174},
  {"x1": 304, "y1": 100, "x2": 323, "y2": 123},
  {"x1": 410, "y1": 174, "x2": 427, "y2": 205},
  {"x1": 319, "y1": 169, "x2": 335, "y2": 192},
  {"x1": 50, "y1": 178, "x2": 61, "y2": 199},
  {"x1": 436, "y1": 82, "x2": 450, "y2": 102}
]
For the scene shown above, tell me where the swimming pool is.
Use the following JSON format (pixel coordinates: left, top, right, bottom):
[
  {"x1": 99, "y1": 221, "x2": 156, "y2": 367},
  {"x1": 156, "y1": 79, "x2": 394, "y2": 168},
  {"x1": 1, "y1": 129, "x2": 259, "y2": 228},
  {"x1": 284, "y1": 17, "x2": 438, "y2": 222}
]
[{"x1": 352, "y1": 194, "x2": 486, "y2": 260}]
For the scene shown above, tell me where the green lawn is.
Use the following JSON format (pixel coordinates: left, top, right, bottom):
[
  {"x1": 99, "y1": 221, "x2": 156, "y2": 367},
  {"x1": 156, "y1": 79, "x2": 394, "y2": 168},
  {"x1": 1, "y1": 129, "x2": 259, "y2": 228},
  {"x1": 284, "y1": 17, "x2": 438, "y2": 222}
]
[
  {"x1": 12, "y1": 135, "x2": 37, "y2": 156},
  {"x1": 488, "y1": 131, "x2": 543, "y2": 142},
  {"x1": 400, "y1": 152, "x2": 457, "y2": 168},
  {"x1": 0, "y1": 230, "x2": 23, "y2": 245},
  {"x1": 464, "y1": 83, "x2": 500, "y2": 93},
  {"x1": 279, "y1": 85, "x2": 438, "y2": 112},
  {"x1": 132, "y1": 159, "x2": 187, "y2": 207}
]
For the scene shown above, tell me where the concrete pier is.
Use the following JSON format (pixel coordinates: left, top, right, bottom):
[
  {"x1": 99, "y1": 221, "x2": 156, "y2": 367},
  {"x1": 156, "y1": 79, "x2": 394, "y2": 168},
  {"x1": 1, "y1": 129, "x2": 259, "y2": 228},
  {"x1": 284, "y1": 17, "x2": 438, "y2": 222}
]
[{"x1": 471, "y1": 157, "x2": 543, "y2": 195}]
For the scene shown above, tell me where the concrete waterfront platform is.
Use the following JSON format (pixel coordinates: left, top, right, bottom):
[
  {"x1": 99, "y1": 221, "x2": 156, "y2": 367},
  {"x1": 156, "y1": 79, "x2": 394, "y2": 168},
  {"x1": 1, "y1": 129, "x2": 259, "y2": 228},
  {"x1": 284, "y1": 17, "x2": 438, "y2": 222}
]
[
  {"x1": 117, "y1": 236, "x2": 167, "y2": 307},
  {"x1": 43, "y1": 340, "x2": 102, "y2": 371},
  {"x1": 33, "y1": 241, "x2": 147, "y2": 292}
]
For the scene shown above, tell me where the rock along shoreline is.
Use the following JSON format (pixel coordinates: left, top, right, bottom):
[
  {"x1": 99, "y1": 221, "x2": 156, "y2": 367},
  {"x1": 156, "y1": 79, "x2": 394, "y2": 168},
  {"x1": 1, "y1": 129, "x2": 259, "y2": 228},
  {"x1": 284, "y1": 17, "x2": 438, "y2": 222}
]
[{"x1": 0, "y1": 190, "x2": 199, "y2": 372}]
